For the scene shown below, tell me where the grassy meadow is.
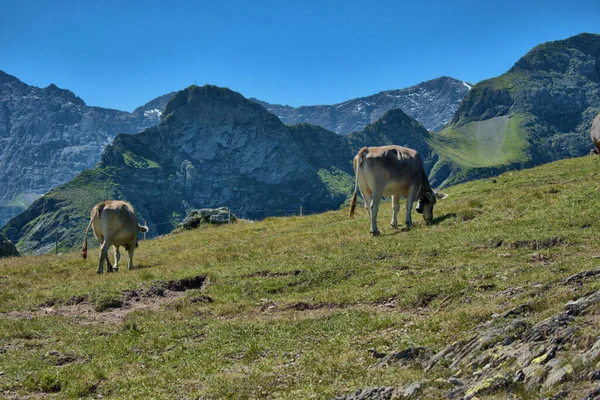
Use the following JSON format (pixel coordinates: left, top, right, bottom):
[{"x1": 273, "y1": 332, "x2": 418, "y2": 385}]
[{"x1": 1, "y1": 155, "x2": 600, "y2": 399}]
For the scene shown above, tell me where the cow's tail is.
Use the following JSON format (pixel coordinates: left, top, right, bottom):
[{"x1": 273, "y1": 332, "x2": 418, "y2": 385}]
[
  {"x1": 138, "y1": 224, "x2": 149, "y2": 233},
  {"x1": 349, "y1": 148, "x2": 367, "y2": 218},
  {"x1": 81, "y1": 206, "x2": 99, "y2": 260}
]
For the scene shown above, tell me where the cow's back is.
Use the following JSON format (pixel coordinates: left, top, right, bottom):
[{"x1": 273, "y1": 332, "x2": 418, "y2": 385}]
[
  {"x1": 95, "y1": 201, "x2": 139, "y2": 246},
  {"x1": 362, "y1": 145, "x2": 427, "y2": 195}
]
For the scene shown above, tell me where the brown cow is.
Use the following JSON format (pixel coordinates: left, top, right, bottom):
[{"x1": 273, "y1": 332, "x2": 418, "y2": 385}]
[
  {"x1": 81, "y1": 200, "x2": 149, "y2": 274},
  {"x1": 349, "y1": 145, "x2": 447, "y2": 235},
  {"x1": 591, "y1": 112, "x2": 600, "y2": 155}
]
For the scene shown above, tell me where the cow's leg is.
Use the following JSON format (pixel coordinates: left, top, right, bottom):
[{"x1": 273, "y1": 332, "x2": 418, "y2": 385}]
[
  {"x1": 390, "y1": 194, "x2": 400, "y2": 229},
  {"x1": 360, "y1": 188, "x2": 372, "y2": 218},
  {"x1": 113, "y1": 246, "x2": 120, "y2": 272},
  {"x1": 127, "y1": 245, "x2": 135, "y2": 270},
  {"x1": 404, "y1": 186, "x2": 418, "y2": 230},
  {"x1": 98, "y1": 239, "x2": 112, "y2": 274},
  {"x1": 370, "y1": 188, "x2": 384, "y2": 236}
]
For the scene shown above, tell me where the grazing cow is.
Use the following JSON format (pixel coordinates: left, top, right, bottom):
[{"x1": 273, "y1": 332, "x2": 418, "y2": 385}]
[
  {"x1": 349, "y1": 145, "x2": 447, "y2": 235},
  {"x1": 81, "y1": 200, "x2": 149, "y2": 274},
  {"x1": 591, "y1": 112, "x2": 600, "y2": 155}
]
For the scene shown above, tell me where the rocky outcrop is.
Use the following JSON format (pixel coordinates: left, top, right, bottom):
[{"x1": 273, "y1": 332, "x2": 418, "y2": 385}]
[
  {"x1": 336, "y1": 285, "x2": 600, "y2": 399},
  {"x1": 253, "y1": 76, "x2": 470, "y2": 134},
  {"x1": 0, "y1": 70, "x2": 175, "y2": 226},
  {"x1": 0, "y1": 232, "x2": 19, "y2": 258},
  {"x1": 174, "y1": 207, "x2": 237, "y2": 231}
]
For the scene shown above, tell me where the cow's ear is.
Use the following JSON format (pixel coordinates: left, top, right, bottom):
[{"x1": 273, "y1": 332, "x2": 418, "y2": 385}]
[{"x1": 434, "y1": 192, "x2": 448, "y2": 200}]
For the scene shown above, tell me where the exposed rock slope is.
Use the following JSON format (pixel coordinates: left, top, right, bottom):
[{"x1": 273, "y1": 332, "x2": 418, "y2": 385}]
[
  {"x1": 253, "y1": 76, "x2": 470, "y2": 134},
  {"x1": 0, "y1": 70, "x2": 175, "y2": 226}
]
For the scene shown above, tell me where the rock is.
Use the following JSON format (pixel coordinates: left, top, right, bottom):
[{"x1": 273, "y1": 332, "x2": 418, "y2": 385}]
[
  {"x1": 464, "y1": 374, "x2": 508, "y2": 399},
  {"x1": 175, "y1": 207, "x2": 236, "y2": 231},
  {"x1": 375, "y1": 346, "x2": 431, "y2": 368},
  {"x1": 334, "y1": 386, "x2": 397, "y2": 400},
  {"x1": 543, "y1": 361, "x2": 573, "y2": 389},
  {"x1": 499, "y1": 304, "x2": 532, "y2": 319},
  {"x1": 584, "y1": 387, "x2": 600, "y2": 400},
  {"x1": 448, "y1": 377, "x2": 464, "y2": 386},
  {"x1": 573, "y1": 338, "x2": 600, "y2": 367},
  {"x1": 565, "y1": 291, "x2": 600, "y2": 316},
  {"x1": 44, "y1": 350, "x2": 75, "y2": 365},
  {"x1": 563, "y1": 268, "x2": 600, "y2": 285},
  {"x1": 401, "y1": 382, "x2": 422, "y2": 398}
]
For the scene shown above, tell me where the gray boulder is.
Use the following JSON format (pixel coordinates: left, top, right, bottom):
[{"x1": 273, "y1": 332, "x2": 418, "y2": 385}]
[{"x1": 176, "y1": 207, "x2": 236, "y2": 231}]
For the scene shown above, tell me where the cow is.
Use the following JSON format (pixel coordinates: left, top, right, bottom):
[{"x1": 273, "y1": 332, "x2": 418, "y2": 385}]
[
  {"x1": 591, "y1": 112, "x2": 600, "y2": 155},
  {"x1": 349, "y1": 145, "x2": 447, "y2": 235},
  {"x1": 81, "y1": 200, "x2": 149, "y2": 274}
]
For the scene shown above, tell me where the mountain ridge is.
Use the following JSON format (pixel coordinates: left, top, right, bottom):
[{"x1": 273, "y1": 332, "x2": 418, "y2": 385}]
[
  {"x1": 0, "y1": 70, "x2": 175, "y2": 226},
  {"x1": 252, "y1": 76, "x2": 470, "y2": 134}
]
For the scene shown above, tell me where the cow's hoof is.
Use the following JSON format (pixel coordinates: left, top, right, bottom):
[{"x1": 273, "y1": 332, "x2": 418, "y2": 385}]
[
  {"x1": 370, "y1": 230, "x2": 380, "y2": 236},
  {"x1": 97, "y1": 271, "x2": 103, "y2": 274},
  {"x1": 390, "y1": 223, "x2": 399, "y2": 230}
]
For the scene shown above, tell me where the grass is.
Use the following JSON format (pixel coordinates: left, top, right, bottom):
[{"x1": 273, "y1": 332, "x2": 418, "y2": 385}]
[
  {"x1": 430, "y1": 115, "x2": 530, "y2": 169},
  {"x1": 122, "y1": 151, "x2": 161, "y2": 169},
  {"x1": 317, "y1": 167, "x2": 355, "y2": 200},
  {"x1": 2, "y1": 156, "x2": 600, "y2": 398}
]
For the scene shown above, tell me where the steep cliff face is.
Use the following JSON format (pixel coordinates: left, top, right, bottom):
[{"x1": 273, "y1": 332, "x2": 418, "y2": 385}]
[
  {"x1": 253, "y1": 76, "x2": 470, "y2": 134},
  {"x1": 102, "y1": 86, "x2": 349, "y2": 229},
  {"x1": 429, "y1": 33, "x2": 600, "y2": 187},
  {"x1": 2, "y1": 85, "x2": 434, "y2": 254},
  {"x1": 0, "y1": 70, "x2": 174, "y2": 226}
]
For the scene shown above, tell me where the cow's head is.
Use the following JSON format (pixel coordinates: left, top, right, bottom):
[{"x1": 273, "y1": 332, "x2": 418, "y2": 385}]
[{"x1": 416, "y1": 190, "x2": 448, "y2": 223}]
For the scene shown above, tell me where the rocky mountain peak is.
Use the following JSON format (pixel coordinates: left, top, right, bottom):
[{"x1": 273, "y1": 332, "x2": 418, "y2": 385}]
[
  {"x1": 43, "y1": 83, "x2": 86, "y2": 106},
  {"x1": 252, "y1": 76, "x2": 470, "y2": 134},
  {"x1": 509, "y1": 33, "x2": 600, "y2": 80},
  {"x1": 163, "y1": 85, "x2": 280, "y2": 127}
]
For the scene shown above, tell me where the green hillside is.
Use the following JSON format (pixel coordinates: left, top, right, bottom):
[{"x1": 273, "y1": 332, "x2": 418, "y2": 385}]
[
  {"x1": 2, "y1": 156, "x2": 600, "y2": 399},
  {"x1": 427, "y1": 33, "x2": 600, "y2": 187}
]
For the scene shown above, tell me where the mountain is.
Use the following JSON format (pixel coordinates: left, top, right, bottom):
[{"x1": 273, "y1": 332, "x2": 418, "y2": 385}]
[
  {"x1": 427, "y1": 33, "x2": 600, "y2": 187},
  {"x1": 0, "y1": 70, "x2": 175, "y2": 226},
  {"x1": 252, "y1": 76, "x2": 471, "y2": 134},
  {"x1": 1, "y1": 85, "x2": 434, "y2": 254}
]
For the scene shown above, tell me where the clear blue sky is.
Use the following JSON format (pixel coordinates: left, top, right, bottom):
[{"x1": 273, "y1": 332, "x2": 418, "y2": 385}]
[{"x1": 1, "y1": 0, "x2": 599, "y2": 111}]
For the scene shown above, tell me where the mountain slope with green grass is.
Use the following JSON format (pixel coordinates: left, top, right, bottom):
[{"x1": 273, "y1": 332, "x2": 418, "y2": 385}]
[
  {"x1": 1, "y1": 155, "x2": 600, "y2": 399},
  {"x1": 427, "y1": 33, "x2": 600, "y2": 187}
]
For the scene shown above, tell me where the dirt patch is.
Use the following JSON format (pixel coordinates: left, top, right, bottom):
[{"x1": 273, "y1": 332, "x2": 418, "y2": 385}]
[
  {"x1": 163, "y1": 275, "x2": 208, "y2": 291},
  {"x1": 243, "y1": 270, "x2": 303, "y2": 278},
  {"x1": 284, "y1": 301, "x2": 340, "y2": 311},
  {"x1": 507, "y1": 237, "x2": 566, "y2": 250},
  {"x1": 0, "y1": 274, "x2": 208, "y2": 325}
]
